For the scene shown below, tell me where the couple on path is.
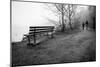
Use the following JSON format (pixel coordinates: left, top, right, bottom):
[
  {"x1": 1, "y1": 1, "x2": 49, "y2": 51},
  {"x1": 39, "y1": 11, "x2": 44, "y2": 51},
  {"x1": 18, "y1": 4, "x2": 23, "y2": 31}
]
[{"x1": 82, "y1": 21, "x2": 89, "y2": 30}]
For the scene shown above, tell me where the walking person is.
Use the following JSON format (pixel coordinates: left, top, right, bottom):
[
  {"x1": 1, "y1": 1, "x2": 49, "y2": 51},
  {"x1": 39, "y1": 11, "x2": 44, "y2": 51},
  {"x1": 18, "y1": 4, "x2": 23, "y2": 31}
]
[
  {"x1": 82, "y1": 22, "x2": 85, "y2": 30},
  {"x1": 86, "y1": 20, "x2": 89, "y2": 30}
]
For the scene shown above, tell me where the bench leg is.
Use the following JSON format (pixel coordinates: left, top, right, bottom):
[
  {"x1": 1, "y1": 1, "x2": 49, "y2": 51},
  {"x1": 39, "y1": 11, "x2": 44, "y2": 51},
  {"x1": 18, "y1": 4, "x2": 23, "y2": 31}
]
[
  {"x1": 33, "y1": 34, "x2": 36, "y2": 44},
  {"x1": 46, "y1": 33, "x2": 49, "y2": 38},
  {"x1": 27, "y1": 36, "x2": 35, "y2": 47},
  {"x1": 27, "y1": 36, "x2": 31, "y2": 46},
  {"x1": 51, "y1": 33, "x2": 54, "y2": 38}
]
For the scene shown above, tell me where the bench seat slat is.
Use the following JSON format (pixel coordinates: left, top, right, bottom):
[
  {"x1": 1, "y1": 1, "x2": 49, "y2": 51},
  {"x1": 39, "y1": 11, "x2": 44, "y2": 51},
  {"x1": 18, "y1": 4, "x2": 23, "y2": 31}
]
[
  {"x1": 29, "y1": 30, "x2": 53, "y2": 34},
  {"x1": 29, "y1": 30, "x2": 52, "y2": 32},
  {"x1": 30, "y1": 28, "x2": 53, "y2": 31},
  {"x1": 30, "y1": 26, "x2": 54, "y2": 28}
]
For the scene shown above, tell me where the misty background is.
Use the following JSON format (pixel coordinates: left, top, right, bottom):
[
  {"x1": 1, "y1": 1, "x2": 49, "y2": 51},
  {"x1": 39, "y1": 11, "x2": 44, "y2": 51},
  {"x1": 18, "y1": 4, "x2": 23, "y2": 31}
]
[{"x1": 12, "y1": 1, "x2": 95, "y2": 42}]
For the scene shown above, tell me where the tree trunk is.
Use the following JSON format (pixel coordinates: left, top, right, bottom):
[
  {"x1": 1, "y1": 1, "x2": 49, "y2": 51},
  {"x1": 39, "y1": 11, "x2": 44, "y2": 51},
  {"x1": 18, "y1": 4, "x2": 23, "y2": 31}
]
[
  {"x1": 69, "y1": 19, "x2": 73, "y2": 30},
  {"x1": 68, "y1": 5, "x2": 73, "y2": 30},
  {"x1": 61, "y1": 4, "x2": 65, "y2": 32}
]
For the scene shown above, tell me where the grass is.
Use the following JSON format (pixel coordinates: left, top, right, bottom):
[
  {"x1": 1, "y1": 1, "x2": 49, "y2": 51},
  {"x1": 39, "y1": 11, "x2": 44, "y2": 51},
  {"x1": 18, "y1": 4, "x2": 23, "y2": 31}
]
[{"x1": 11, "y1": 29, "x2": 96, "y2": 66}]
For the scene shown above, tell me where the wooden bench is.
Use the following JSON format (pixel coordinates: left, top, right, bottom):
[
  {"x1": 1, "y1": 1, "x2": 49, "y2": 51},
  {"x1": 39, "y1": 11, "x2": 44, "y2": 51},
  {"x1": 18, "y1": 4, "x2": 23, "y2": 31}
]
[{"x1": 24, "y1": 26, "x2": 55, "y2": 45}]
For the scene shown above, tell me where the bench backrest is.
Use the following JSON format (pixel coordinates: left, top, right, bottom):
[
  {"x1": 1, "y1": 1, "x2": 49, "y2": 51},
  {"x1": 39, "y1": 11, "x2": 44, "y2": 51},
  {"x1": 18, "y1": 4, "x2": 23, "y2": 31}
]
[{"x1": 29, "y1": 26, "x2": 54, "y2": 35}]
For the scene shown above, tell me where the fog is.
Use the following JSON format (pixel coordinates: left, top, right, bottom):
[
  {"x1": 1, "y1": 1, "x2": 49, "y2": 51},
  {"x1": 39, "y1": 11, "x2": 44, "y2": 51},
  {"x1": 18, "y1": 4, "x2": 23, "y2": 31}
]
[
  {"x1": 12, "y1": 1, "x2": 94, "y2": 42},
  {"x1": 12, "y1": 1, "x2": 58, "y2": 42}
]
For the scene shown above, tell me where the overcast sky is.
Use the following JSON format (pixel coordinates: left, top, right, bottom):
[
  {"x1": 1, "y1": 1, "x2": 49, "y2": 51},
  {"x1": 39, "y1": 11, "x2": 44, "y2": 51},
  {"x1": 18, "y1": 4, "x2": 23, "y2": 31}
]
[{"x1": 12, "y1": 1, "x2": 59, "y2": 42}]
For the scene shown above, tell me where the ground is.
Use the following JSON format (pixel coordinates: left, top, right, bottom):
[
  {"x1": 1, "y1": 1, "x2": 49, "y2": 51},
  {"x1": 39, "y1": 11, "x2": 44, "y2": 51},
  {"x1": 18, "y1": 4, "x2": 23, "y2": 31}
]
[{"x1": 11, "y1": 29, "x2": 96, "y2": 66}]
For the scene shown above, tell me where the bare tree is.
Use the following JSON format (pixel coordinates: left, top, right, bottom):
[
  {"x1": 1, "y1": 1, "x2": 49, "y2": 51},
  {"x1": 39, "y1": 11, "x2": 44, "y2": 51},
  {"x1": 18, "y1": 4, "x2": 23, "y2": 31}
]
[
  {"x1": 45, "y1": 3, "x2": 67, "y2": 32},
  {"x1": 64, "y1": 4, "x2": 77, "y2": 30},
  {"x1": 56, "y1": 4, "x2": 65, "y2": 32},
  {"x1": 45, "y1": 3, "x2": 77, "y2": 31}
]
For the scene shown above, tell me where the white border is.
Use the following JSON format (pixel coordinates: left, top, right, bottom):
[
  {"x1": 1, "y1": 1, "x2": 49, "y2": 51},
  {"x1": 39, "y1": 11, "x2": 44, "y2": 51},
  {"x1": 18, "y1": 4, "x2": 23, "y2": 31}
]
[{"x1": 0, "y1": 0, "x2": 98, "y2": 67}]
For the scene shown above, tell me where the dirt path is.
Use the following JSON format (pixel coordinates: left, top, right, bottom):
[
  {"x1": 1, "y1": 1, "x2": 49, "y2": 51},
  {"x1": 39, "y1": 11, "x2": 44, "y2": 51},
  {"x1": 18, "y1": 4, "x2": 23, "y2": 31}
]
[
  {"x1": 37, "y1": 30, "x2": 95, "y2": 62},
  {"x1": 12, "y1": 30, "x2": 96, "y2": 66}
]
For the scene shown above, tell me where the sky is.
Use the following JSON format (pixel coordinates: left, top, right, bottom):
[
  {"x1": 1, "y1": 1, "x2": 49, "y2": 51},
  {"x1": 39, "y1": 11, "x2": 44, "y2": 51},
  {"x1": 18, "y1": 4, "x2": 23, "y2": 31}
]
[
  {"x1": 12, "y1": 1, "x2": 58, "y2": 42},
  {"x1": 11, "y1": 1, "x2": 91, "y2": 42}
]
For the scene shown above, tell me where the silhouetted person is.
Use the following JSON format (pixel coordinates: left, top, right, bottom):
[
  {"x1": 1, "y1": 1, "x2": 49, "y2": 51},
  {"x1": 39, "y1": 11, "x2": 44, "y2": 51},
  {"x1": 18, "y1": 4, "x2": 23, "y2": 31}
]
[
  {"x1": 82, "y1": 22, "x2": 85, "y2": 30},
  {"x1": 86, "y1": 21, "x2": 89, "y2": 30},
  {"x1": 93, "y1": 17, "x2": 96, "y2": 31}
]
